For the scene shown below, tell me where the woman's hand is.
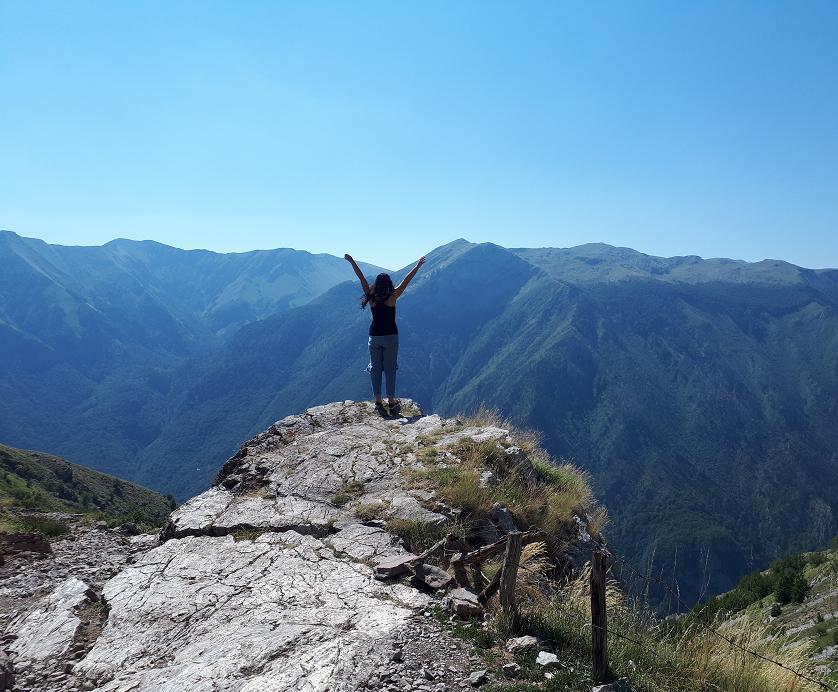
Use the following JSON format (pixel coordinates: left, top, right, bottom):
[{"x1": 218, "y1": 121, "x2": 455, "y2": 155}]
[
  {"x1": 417, "y1": 256, "x2": 426, "y2": 268},
  {"x1": 344, "y1": 254, "x2": 354, "y2": 263}
]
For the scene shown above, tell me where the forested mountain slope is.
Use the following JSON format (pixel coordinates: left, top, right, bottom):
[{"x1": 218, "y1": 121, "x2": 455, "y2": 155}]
[
  {"x1": 4, "y1": 232, "x2": 838, "y2": 605},
  {"x1": 0, "y1": 230, "x2": 380, "y2": 477},
  {"x1": 137, "y1": 240, "x2": 838, "y2": 605}
]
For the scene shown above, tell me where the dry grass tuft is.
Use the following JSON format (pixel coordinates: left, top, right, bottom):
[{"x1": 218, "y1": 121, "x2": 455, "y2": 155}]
[
  {"x1": 462, "y1": 406, "x2": 507, "y2": 429},
  {"x1": 516, "y1": 541, "x2": 552, "y2": 603}
]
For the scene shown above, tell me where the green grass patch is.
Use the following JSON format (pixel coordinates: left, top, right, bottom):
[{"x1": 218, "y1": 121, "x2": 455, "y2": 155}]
[
  {"x1": 407, "y1": 438, "x2": 593, "y2": 538},
  {"x1": 332, "y1": 479, "x2": 365, "y2": 507},
  {"x1": 353, "y1": 501, "x2": 387, "y2": 521},
  {"x1": 332, "y1": 493, "x2": 351, "y2": 507},
  {"x1": 0, "y1": 510, "x2": 69, "y2": 536},
  {"x1": 387, "y1": 518, "x2": 449, "y2": 553}
]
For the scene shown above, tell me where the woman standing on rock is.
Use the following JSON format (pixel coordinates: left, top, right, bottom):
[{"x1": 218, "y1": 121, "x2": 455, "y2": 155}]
[{"x1": 344, "y1": 254, "x2": 425, "y2": 416}]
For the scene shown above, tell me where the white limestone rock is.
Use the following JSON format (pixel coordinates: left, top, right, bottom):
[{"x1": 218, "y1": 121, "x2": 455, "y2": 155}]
[
  {"x1": 9, "y1": 578, "x2": 94, "y2": 661},
  {"x1": 75, "y1": 533, "x2": 429, "y2": 691}
]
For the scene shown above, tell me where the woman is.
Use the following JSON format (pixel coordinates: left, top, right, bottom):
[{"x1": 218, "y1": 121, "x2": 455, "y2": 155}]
[{"x1": 344, "y1": 253, "x2": 425, "y2": 416}]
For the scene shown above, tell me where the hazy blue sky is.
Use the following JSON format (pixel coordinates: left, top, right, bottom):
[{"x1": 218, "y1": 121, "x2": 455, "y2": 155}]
[{"x1": 1, "y1": 1, "x2": 836, "y2": 270}]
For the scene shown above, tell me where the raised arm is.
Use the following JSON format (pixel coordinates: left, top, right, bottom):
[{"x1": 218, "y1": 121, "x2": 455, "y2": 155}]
[
  {"x1": 344, "y1": 254, "x2": 370, "y2": 294},
  {"x1": 393, "y1": 256, "x2": 425, "y2": 299}
]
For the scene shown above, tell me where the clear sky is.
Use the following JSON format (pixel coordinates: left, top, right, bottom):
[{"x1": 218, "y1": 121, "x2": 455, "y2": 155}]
[{"x1": 1, "y1": 1, "x2": 837, "y2": 270}]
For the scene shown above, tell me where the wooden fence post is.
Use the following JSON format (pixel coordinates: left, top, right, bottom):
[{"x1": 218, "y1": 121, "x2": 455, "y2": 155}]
[
  {"x1": 499, "y1": 531, "x2": 523, "y2": 616},
  {"x1": 591, "y1": 549, "x2": 609, "y2": 683}
]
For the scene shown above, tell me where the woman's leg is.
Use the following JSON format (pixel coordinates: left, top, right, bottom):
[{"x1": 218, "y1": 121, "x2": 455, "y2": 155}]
[
  {"x1": 382, "y1": 335, "x2": 399, "y2": 402},
  {"x1": 368, "y1": 336, "x2": 384, "y2": 401}
]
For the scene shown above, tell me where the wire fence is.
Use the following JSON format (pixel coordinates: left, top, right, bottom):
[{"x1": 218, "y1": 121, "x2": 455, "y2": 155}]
[
  {"x1": 605, "y1": 550, "x2": 838, "y2": 692},
  {"x1": 452, "y1": 529, "x2": 835, "y2": 692},
  {"x1": 541, "y1": 593, "x2": 728, "y2": 692},
  {"x1": 406, "y1": 515, "x2": 835, "y2": 691}
]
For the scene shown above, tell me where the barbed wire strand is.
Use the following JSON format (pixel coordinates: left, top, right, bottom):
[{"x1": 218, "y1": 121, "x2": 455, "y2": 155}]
[
  {"x1": 423, "y1": 525, "x2": 833, "y2": 690},
  {"x1": 542, "y1": 596, "x2": 728, "y2": 692}
]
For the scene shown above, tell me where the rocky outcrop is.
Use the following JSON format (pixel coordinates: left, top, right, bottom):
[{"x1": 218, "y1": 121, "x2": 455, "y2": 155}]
[
  {"x1": 0, "y1": 513, "x2": 155, "y2": 691},
  {"x1": 0, "y1": 533, "x2": 50, "y2": 558},
  {"x1": 8, "y1": 578, "x2": 95, "y2": 662},
  {"x1": 2, "y1": 399, "x2": 602, "y2": 691},
  {"x1": 76, "y1": 531, "x2": 429, "y2": 691}
]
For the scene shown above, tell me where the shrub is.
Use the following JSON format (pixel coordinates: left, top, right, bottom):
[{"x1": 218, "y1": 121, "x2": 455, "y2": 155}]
[
  {"x1": 775, "y1": 570, "x2": 809, "y2": 605},
  {"x1": 407, "y1": 437, "x2": 594, "y2": 540},
  {"x1": 331, "y1": 493, "x2": 351, "y2": 507},
  {"x1": 807, "y1": 552, "x2": 827, "y2": 567},
  {"x1": 20, "y1": 516, "x2": 69, "y2": 537}
]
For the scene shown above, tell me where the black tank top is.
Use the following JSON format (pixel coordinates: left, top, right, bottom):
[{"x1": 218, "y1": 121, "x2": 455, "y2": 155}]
[{"x1": 369, "y1": 302, "x2": 398, "y2": 336}]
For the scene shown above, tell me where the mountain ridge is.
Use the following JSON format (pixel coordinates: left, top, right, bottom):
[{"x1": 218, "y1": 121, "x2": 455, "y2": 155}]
[{"x1": 3, "y1": 230, "x2": 838, "y2": 607}]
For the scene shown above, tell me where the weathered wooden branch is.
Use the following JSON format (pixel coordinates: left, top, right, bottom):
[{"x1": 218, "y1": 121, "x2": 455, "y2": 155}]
[
  {"x1": 450, "y1": 552, "x2": 472, "y2": 589},
  {"x1": 478, "y1": 565, "x2": 503, "y2": 604},
  {"x1": 412, "y1": 536, "x2": 447, "y2": 562},
  {"x1": 459, "y1": 529, "x2": 544, "y2": 565}
]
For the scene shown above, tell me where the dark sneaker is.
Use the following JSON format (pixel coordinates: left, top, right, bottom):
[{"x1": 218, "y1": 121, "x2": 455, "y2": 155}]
[
  {"x1": 388, "y1": 400, "x2": 401, "y2": 416},
  {"x1": 374, "y1": 401, "x2": 388, "y2": 416}
]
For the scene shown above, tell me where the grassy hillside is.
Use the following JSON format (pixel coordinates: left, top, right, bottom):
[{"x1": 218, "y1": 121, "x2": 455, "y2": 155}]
[
  {"x1": 691, "y1": 540, "x2": 838, "y2": 683},
  {"x1": 0, "y1": 442, "x2": 175, "y2": 532},
  {"x1": 404, "y1": 416, "x2": 827, "y2": 692}
]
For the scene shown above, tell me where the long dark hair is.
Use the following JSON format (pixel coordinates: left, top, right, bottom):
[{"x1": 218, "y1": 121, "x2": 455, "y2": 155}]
[{"x1": 361, "y1": 273, "x2": 395, "y2": 309}]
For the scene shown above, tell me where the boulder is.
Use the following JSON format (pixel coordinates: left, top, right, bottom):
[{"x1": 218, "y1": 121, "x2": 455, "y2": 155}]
[
  {"x1": 444, "y1": 588, "x2": 483, "y2": 618},
  {"x1": 505, "y1": 635, "x2": 539, "y2": 653},
  {"x1": 469, "y1": 669, "x2": 488, "y2": 687},
  {"x1": 374, "y1": 553, "x2": 418, "y2": 579},
  {"x1": 536, "y1": 651, "x2": 561, "y2": 669},
  {"x1": 502, "y1": 662, "x2": 520, "y2": 678},
  {"x1": 491, "y1": 503, "x2": 517, "y2": 534},
  {"x1": 412, "y1": 563, "x2": 452, "y2": 590},
  {"x1": 477, "y1": 518, "x2": 501, "y2": 545},
  {"x1": 387, "y1": 494, "x2": 448, "y2": 525}
]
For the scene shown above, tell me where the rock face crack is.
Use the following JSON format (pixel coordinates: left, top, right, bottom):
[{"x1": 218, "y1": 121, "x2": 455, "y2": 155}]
[{"x1": 74, "y1": 532, "x2": 429, "y2": 691}]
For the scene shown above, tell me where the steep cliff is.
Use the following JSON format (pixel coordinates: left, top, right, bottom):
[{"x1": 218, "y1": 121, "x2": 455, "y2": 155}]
[{"x1": 1, "y1": 400, "x2": 601, "y2": 692}]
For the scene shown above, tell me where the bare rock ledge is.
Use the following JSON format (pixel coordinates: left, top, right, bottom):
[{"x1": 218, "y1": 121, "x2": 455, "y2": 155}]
[{"x1": 2, "y1": 399, "x2": 601, "y2": 692}]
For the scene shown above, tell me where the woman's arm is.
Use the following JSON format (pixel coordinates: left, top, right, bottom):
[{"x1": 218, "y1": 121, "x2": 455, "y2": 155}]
[
  {"x1": 344, "y1": 254, "x2": 370, "y2": 294},
  {"x1": 393, "y1": 256, "x2": 425, "y2": 299}
]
